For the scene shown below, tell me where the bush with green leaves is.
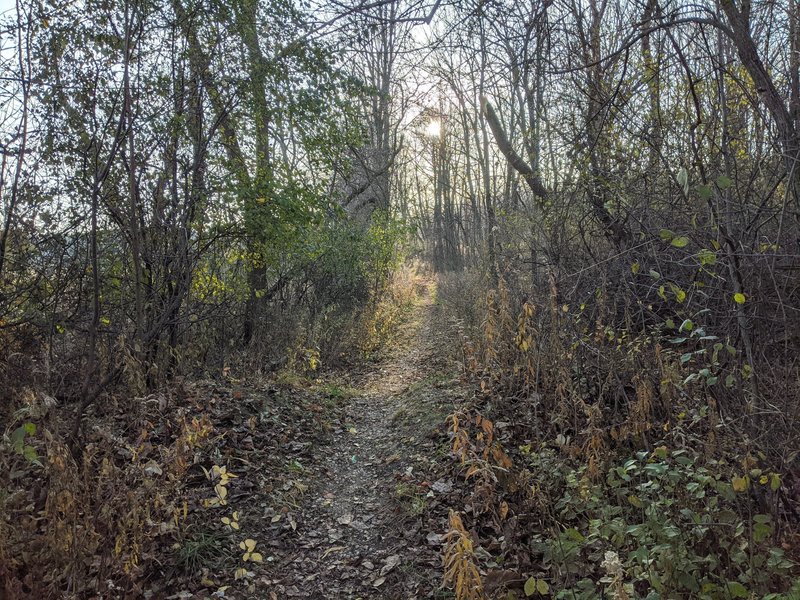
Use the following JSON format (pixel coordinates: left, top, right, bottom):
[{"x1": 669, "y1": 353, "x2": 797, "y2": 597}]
[{"x1": 520, "y1": 446, "x2": 797, "y2": 599}]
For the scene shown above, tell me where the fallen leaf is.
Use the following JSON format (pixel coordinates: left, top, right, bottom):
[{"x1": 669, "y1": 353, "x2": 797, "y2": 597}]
[
  {"x1": 499, "y1": 501, "x2": 509, "y2": 520},
  {"x1": 426, "y1": 532, "x2": 443, "y2": 545},
  {"x1": 380, "y1": 554, "x2": 401, "y2": 576},
  {"x1": 322, "y1": 546, "x2": 345, "y2": 559},
  {"x1": 143, "y1": 461, "x2": 163, "y2": 477},
  {"x1": 431, "y1": 480, "x2": 452, "y2": 494},
  {"x1": 337, "y1": 513, "x2": 353, "y2": 525},
  {"x1": 372, "y1": 577, "x2": 386, "y2": 588}
]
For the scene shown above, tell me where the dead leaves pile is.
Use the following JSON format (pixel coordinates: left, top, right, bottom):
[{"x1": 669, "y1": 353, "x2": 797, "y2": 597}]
[{"x1": 1, "y1": 377, "x2": 347, "y2": 599}]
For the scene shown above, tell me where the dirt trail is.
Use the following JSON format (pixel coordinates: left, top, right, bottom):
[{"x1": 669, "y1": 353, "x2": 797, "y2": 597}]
[{"x1": 263, "y1": 279, "x2": 455, "y2": 599}]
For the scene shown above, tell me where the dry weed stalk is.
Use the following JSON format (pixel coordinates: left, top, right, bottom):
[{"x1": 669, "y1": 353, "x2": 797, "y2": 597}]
[{"x1": 443, "y1": 510, "x2": 485, "y2": 600}]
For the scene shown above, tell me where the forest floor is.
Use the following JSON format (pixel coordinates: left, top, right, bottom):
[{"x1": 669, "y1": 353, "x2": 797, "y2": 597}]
[
  {"x1": 169, "y1": 277, "x2": 464, "y2": 599},
  {"x1": 2, "y1": 275, "x2": 471, "y2": 599}
]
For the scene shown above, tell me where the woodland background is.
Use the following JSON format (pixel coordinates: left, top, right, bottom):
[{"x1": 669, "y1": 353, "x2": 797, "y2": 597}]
[{"x1": 1, "y1": 0, "x2": 800, "y2": 598}]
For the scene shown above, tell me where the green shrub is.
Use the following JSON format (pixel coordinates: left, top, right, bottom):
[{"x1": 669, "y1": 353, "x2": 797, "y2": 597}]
[{"x1": 520, "y1": 447, "x2": 797, "y2": 599}]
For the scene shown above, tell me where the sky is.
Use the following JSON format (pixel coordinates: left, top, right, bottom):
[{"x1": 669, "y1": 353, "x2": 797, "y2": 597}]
[{"x1": 0, "y1": 0, "x2": 15, "y2": 19}]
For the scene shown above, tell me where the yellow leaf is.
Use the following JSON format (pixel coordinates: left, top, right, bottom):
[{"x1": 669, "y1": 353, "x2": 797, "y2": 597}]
[
  {"x1": 499, "y1": 501, "x2": 509, "y2": 520},
  {"x1": 537, "y1": 579, "x2": 549, "y2": 595},
  {"x1": 524, "y1": 577, "x2": 536, "y2": 597},
  {"x1": 250, "y1": 552, "x2": 263, "y2": 562},
  {"x1": 759, "y1": 475, "x2": 769, "y2": 485},
  {"x1": 221, "y1": 517, "x2": 231, "y2": 525},
  {"x1": 631, "y1": 262, "x2": 640, "y2": 274},
  {"x1": 215, "y1": 484, "x2": 227, "y2": 500},
  {"x1": 732, "y1": 475, "x2": 749, "y2": 492},
  {"x1": 201, "y1": 577, "x2": 215, "y2": 587},
  {"x1": 231, "y1": 522, "x2": 240, "y2": 530},
  {"x1": 232, "y1": 511, "x2": 239, "y2": 520},
  {"x1": 243, "y1": 539, "x2": 257, "y2": 552},
  {"x1": 733, "y1": 292, "x2": 746, "y2": 304},
  {"x1": 234, "y1": 567, "x2": 247, "y2": 580}
]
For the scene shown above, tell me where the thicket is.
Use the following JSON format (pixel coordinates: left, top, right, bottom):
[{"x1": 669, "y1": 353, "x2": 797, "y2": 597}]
[
  {"x1": 0, "y1": 0, "x2": 407, "y2": 594},
  {"x1": 0, "y1": 0, "x2": 409, "y2": 414},
  {"x1": 422, "y1": 1, "x2": 800, "y2": 599}
]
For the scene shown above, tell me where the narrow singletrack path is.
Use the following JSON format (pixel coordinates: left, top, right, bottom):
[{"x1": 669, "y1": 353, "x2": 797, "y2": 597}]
[{"x1": 262, "y1": 279, "x2": 456, "y2": 599}]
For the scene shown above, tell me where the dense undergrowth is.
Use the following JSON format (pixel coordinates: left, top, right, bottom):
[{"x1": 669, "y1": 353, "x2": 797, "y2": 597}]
[
  {"x1": 0, "y1": 261, "x2": 418, "y2": 599},
  {"x1": 436, "y1": 271, "x2": 800, "y2": 600}
]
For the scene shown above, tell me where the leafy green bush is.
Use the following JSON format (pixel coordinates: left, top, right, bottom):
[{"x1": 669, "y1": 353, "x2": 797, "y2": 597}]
[{"x1": 520, "y1": 446, "x2": 797, "y2": 599}]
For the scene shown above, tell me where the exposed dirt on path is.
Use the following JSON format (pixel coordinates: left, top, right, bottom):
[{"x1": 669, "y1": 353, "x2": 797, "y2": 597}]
[{"x1": 259, "y1": 278, "x2": 462, "y2": 599}]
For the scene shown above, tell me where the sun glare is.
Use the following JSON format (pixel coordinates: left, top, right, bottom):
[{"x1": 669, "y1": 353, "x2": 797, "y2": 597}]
[{"x1": 426, "y1": 119, "x2": 441, "y2": 137}]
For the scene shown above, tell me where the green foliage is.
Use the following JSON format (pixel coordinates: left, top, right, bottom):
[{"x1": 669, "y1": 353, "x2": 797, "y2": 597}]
[
  {"x1": 8, "y1": 422, "x2": 40, "y2": 465},
  {"x1": 174, "y1": 529, "x2": 234, "y2": 573},
  {"x1": 664, "y1": 315, "x2": 740, "y2": 390},
  {"x1": 521, "y1": 447, "x2": 796, "y2": 599}
]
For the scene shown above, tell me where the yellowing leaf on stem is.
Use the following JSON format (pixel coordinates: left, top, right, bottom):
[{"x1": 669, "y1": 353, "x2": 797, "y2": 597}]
[
  {"x1": 732, "y1": 475, "x2": 750, "y2": 492},
  {"x1": 240, "y1": 538, "x2": 261, "y2": 562},
  {"x1": 525, "y1": 578, "x2": 537, "y2": 596},
  {"x1": 524, "y1": 577, "x2": 549, "y2": 596},
  {"x1": 215, "y1": 484, "x2": 228, "y2": 500},
  {"x1": 221, "y1": 512, "x2": 240, "y2": 530},
  {"x1": 733, "y1": 292, "x2": 746, "y2": 304}
]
